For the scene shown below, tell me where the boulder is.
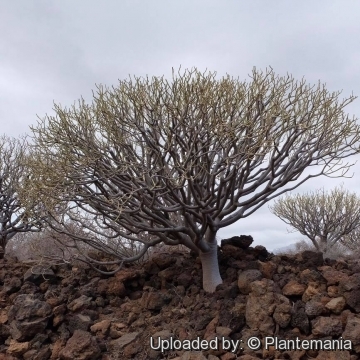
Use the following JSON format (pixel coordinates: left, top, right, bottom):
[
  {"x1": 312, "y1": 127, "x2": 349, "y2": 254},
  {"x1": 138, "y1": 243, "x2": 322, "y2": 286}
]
[
  {"x1": 67, "y1": 295, "x2": 92, "y2": 312},
  {"x1": 238, "y1": 269, "x2": 262, "y2": 294},
  {"x1": 59, "y1": 329, "x2": 101, "y2": 360},
  {"x1": 8, "y1": 294, "x2": 52, "y2": 341},
  {"x1": 221, "y1": 235, "x2": 253, "y2": 249},
  {"x1": 245, "y1": 279, "x2": 289, "y2": 334},
  {"x1": 290, "y1": 301, "x2": 310, "y2": 335},
  {"x1": 311, "y1": 316, "x2": 343, "y2": 336},
  {"x1": 282, "y1": 280, "x2": 307, "y2": 296},
  {"x1": 23, "y1": 265, "x2": 56, "y2": 284}
]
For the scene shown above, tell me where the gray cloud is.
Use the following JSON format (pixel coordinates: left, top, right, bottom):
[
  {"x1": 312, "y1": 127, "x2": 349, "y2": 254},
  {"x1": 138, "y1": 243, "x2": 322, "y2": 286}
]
[{"x1": 1, "y1": 0, "x2": 360, "y2": 250}]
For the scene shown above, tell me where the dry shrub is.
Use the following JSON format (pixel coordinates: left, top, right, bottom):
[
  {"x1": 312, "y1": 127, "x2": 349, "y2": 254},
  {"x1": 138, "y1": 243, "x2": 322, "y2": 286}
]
[
  {"x1": 5, "y1": 227, "x2": 87, "y2": 264},
  {"x1": 142, "y1": 242, "x2": 190, "y2": 263},
  {"x1": 5, "y1": 222, "x2": 189, "y2": 272},
  {"x1": 277, "y1": 238, "x2": 354, "y2": 260}
]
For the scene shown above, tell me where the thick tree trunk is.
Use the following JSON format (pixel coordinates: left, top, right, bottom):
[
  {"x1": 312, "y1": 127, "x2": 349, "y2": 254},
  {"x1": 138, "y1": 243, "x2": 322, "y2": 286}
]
[
  {"x1": 0, "y1": 236, "x2": 6, "y2": 252},
  {"x1": 315, "y1": 235, "x2": 328, "y2": 252},
  {"x1": 199, "y1": 240, "x2": 222, "y2": 293}
]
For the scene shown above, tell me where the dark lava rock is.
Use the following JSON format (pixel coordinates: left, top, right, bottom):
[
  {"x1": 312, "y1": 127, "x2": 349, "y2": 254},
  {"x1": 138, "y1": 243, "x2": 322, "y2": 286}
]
[{"x1": 221, "y1": 235, "x2": 253, "y2": 249}]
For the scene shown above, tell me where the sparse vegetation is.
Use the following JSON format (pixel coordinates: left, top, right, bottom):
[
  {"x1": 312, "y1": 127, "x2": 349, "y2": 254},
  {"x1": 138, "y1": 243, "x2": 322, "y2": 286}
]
[{"x1": 276, "y1": 238, "x2": 354, "y2": 259}]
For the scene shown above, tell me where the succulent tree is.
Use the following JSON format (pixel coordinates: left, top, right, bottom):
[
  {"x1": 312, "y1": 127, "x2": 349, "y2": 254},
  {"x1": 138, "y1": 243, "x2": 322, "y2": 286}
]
[
  {"x1": 0, "y1": 135, "x2": 42, "y2": 254},
  {"x1": 21, "y1": 67, "x2": 360, "y2": 292},
  {"x1": 270, "y1": 184, "x2": 360, "y2": 255}
]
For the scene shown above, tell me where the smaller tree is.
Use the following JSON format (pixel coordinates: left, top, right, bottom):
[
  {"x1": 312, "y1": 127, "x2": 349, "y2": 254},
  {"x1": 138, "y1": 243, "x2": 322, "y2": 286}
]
[
  {"x1": 0, "y1": 135, "x2": 43, "y2": 253},
  {"x1": 269, "y1": 184, "x2": 360, "y2": 255}
]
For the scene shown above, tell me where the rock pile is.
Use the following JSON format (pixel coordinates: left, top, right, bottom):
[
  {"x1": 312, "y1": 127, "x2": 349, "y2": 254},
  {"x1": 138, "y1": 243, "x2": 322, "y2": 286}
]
[{"x1": 1, "y1": 235, "x2": 360, "y2": 359}]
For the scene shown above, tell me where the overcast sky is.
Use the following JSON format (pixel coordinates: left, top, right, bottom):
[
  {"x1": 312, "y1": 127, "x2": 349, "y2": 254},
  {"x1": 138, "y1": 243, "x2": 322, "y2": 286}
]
[{"x1": 1, "y1": 1, "x2": 360, "y2": 251}]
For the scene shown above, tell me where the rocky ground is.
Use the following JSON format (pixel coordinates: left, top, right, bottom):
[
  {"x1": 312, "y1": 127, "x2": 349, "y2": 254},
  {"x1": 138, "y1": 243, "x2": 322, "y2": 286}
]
[{"x1": 1, "y1": 235, "x2": 360, "y2": 360}]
